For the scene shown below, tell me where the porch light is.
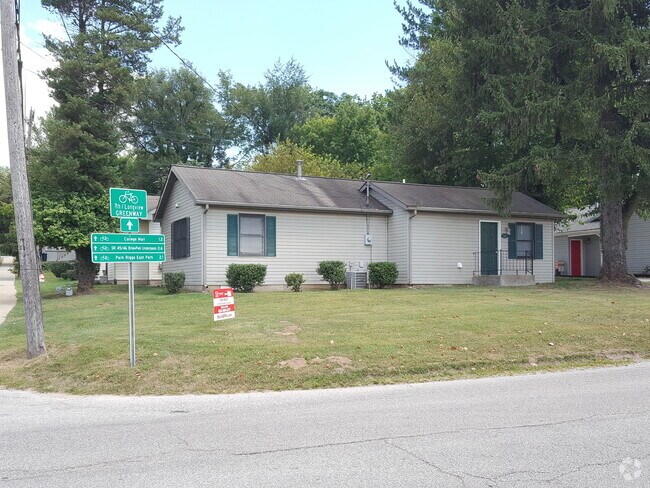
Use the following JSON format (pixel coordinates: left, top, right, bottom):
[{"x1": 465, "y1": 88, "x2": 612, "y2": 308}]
[{"x1": 501, "y1": 226, "x2": 511, "y2": 239}]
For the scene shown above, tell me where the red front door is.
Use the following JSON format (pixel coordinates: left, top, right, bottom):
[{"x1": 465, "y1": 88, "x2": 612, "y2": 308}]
[{"x1": 570, "y1": 240, "x2": 582, "y2": 276}]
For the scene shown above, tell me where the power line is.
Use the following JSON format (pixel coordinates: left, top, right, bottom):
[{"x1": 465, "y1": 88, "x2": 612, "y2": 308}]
[{"x1": 126, "y1": 7, "x2": 219, "y2": 95}]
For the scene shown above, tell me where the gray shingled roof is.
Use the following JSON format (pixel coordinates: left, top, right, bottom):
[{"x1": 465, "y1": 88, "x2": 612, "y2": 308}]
[
  {"x1": 155, "y1": 166, "x2": 564, "y2": 220},
  {"x1": 155, "y1": 166, "x2": 391, "y2": 219},
  {"x1": 371, "y1": 181, "x2": 564, "y2": 219},
  {"x1": 555, "y1": 207, "x2": 601, "y2": 234}
]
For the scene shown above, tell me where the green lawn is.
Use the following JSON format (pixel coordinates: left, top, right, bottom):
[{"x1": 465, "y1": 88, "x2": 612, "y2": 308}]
[{"x1": 0, "y1": 274, "x2": 648, "y2": 395}]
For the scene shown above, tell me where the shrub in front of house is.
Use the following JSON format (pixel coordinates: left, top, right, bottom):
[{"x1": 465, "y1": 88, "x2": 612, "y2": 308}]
[
  {"x1": 285, "y1": 273, "x2": 305, "y2": 292},
  {"x1": 226, "y1": 264, "x2": 267, "y2": 292},
  {"x1": 49, "y1": 261, "x2": 76, "y2": 279},
  {"x1": 164, "y1": 272, "x2": 186, "y2": 294},
  {"x1": 316, "y1": 260, "x2": 346, "y2": 290},
  {"x1": 368, "y1": 262, "x2": 399, "y2": 289},
  {"x1": 60, "y1": 269, "x2": 78, "y2": 281}
]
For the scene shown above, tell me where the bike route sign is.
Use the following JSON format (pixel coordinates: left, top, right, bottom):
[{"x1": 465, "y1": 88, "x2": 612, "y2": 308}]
[
  {"x1": 91, "y1": 233, "x2": 165, "y2": 263},
  {"x1": 109, "y1": 188, "x2": 148, "y2": 218}
]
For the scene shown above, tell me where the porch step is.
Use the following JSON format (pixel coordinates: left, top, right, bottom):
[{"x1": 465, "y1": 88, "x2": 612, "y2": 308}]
[{"x1": 472, "y1": 275, "x2": 535, "y2": 287}]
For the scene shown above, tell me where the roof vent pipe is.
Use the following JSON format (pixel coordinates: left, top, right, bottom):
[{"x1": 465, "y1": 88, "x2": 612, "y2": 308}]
[
  {"x1": 296, "y1": 160, "x2": 303, "y2": 178},
  {"x1": 365, "y1": 173, "x2": 371, "y2": 207}
]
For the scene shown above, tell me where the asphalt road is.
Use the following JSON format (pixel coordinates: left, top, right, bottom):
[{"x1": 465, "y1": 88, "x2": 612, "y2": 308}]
[{"x1": 0, "y1": 363, "x2": 648, "y2": 487}]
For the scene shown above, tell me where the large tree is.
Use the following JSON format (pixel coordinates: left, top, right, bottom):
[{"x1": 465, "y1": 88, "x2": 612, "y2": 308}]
[
  {"x1": 125, "y1": 67, "x2": 233, "y2": 193},
  {"x1": 394, "y1": 0, "x2": 649, "y2": 283},
  {"x1": 218, "y1": 59, "x2": 318, "y2": 155},
  {"x1": 31, "y1": 0, "x2": 182, "y2": 292}
]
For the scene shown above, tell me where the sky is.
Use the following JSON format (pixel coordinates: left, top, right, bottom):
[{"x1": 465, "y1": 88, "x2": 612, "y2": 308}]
[{"x1": 1, "y1": 0, "x2": 412, "y2": 167}]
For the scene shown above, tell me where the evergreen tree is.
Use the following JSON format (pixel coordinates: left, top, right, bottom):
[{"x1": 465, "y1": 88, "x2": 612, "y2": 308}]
[
  {"x1": 393, "y1": 0, "x2": 649, "y2": 283},
  {"x1": 31, "y1": 0, "x2": 182, "y2": 292}
]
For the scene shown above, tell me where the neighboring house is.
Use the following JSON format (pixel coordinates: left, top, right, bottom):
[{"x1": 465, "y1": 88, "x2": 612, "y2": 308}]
[
  {"x1": 41, "y1": 247, "x2": 75, "y2": 262},
  {"x1": 107, "y1": 195, "x2": 163, "y2": 285},
  {"x1": 153, "y1": 166, "x2": 564, "y2": 290},
  {"x1": 554, "y1": 208, "x2": 650, "y2": 277}
]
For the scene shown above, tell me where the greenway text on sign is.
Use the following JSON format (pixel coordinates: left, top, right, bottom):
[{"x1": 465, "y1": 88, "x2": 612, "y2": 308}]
[
  {"x1": 213, "y1": 288, "x2": 235, "y2": 321},
  {"x1": 110, "y1": 188, "x2": 148, "y2": 218},
  {"x1": 91, "y1": 233, "x2": 165, "y2": 263},
  {"x1": 120, "y1": 218, "x2": 140, "y2": 233}
]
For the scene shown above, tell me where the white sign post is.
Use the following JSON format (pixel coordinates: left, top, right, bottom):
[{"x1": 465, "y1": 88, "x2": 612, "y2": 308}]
[{"x1": 213, "y1": 288, "x2": 235, "y2": 321}]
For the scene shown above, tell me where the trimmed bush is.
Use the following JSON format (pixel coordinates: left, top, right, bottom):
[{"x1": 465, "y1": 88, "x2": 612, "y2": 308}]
[
  {"x1": 60, "y1": 269, "x2": 78, "y2": 281},
  {"x1": 164, "y1": 272, "x2": 185, "y2": 294},
  {"x1": 226, "y1": 264, "x2": 267, "y2": 292},
  {"x1": 316, "y1": 260, "x2": 346, "y2": 290},
  {"x1": 368, "y1": 262, "x2": 399, "y2": 288},
  {"x1": 285, "y1": 273, "x2": 305, "y2": 292},
  {"x1": 49, "y1": 261, "x2": 75, "y2": 279}
]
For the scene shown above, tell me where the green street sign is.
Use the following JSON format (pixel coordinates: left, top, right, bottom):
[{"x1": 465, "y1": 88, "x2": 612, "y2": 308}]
[
  {"x1": 91, "y1": 233, "x2": 165, "y2": 263},
  {"x1": 120, "y1": 218, "x2": 140, "y2": 233},
  {"x1": 109, "y1": 188, "x2": 148, "y2": 218}
]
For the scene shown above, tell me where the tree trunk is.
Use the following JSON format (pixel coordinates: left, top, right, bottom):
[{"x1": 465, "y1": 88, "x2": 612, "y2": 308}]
[
  {"x1": 599, "y1": 200, "x2": 639, "y2": 285},
  {"x1": 76, "y1": 247, "x2": 98, "y2": 293}
]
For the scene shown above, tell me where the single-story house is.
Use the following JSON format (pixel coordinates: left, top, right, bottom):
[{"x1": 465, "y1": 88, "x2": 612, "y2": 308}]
[
  {"x1": 554, "y1": 208, "x2": 650, "y2": 277},
  {"x1": 107, "y1": 195, "x2": 163, "y2": 285},
  {"x1": 153, "y1": 165, "x2": 564, "y2": 290}
]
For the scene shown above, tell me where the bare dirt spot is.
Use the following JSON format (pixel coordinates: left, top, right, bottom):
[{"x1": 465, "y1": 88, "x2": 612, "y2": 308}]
[
  {"x1": 600, "y1": 351, "x2": 642, "y2": 362},
  {"x1": 309, "y1": 357, "x2": 324, "y2": 365},
  {"x1": 327, "y1": 356, "x2": 353, "y2": 370},
  {"x1": 277, "y1": 358, "x2": 308, "y2": 370}
]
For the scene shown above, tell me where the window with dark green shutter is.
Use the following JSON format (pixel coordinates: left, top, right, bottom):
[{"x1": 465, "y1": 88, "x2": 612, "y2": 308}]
[
  {"x1": 509, "y1": 222, "x2": 543, "y2": 260},
  {"x1": 171, "y1": 217, "x2": 190, "y2": 259},
  {"x1": 226, "y1": 213, "x2": 276, "y2": 257}
]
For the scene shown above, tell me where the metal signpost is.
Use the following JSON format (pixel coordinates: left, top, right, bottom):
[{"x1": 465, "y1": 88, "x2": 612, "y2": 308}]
[
  {"x1": 92, "y1": 188, "x2": 165, "y2": 367},
  {"x1": 213, "y1": 288, "x2": 236, "y2": 321}
]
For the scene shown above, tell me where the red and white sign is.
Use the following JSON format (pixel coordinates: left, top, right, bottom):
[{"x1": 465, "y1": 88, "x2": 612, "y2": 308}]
[{"x1": 213, "y1": 288, "x2": 235, "y2": 321}]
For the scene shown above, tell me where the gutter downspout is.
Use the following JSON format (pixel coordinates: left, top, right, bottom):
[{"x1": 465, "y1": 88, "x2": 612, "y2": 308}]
[
  {"x1": 202, "y1": 204, "x2": 208, "y2": 289},
  {"x1": 408, "y1": 209, "x2": 418, "y2": 285}
]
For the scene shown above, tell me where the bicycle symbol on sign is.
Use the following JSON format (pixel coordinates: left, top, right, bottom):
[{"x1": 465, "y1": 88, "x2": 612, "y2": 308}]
[{"x1": 118, "y1": 191, "x2": 139, "y2": 204}]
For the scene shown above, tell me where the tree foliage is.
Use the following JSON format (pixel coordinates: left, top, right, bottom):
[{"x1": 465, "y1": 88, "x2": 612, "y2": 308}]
[
  {"x1": 393, "y1": 0, "x2": 649, "y2": 282},
  {"x1": 249, "y1": 141, "x2": 361, "y2": 179},
  {"x1": 218, "y1": 59, "x2": 318, "y2": 154},
  {"x1": 32, "y1": 0, "x2": 182, "y2": 292},
  {"x1": 124, "y1": 67, "x2": 233, "y2": 193}
]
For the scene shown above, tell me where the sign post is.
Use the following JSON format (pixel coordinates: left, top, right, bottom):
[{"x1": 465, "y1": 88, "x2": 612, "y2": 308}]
[{"x1": 94, "y1": 188, "x2": 165, "y2": 367}]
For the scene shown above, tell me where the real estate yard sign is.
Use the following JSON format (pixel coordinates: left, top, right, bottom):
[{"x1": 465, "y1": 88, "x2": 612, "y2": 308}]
[{"x1": 214, "y1": 288, "x2": 236, "y2": 321}]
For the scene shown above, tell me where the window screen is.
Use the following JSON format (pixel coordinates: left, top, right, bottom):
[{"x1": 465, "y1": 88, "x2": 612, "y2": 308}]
[{"x1": 239, "y1": 214, "x2": 265, "y2": 256}]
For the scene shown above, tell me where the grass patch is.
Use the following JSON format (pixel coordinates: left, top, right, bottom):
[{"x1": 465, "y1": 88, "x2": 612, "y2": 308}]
[{"x1": 0, "y1": 274, "x2": 648, "y2": 394}]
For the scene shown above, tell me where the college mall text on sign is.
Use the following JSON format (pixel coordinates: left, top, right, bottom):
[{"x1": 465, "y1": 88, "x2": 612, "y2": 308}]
[{"x1": 91, "y1": 233, "x2": 166, "y2": 263}]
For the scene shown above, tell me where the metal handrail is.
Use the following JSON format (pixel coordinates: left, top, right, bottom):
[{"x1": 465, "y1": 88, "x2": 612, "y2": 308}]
[{"x1": 473, "y1": 250, "x2": 533, "y2": 276}]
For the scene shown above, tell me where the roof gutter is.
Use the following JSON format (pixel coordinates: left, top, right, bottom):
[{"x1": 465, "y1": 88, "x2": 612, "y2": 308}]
[
  {"x1": 195, "y1": 200, "x2": 392, "y2": 215},
  {"x1": 404, "y1": 206, "x2": 565, "y2": 220}
]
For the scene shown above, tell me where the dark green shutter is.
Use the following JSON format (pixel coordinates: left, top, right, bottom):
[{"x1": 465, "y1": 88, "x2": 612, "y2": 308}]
[
  {"x1": 265, "y1": 216, "x2": 276, "y2": 257},
  {"x1": 185, "y1": 218, "x2": 190, "y2": 257},
  {"x1": 534, "y1": 224, "x2": 543, "y2": 260},
  {"x1": 227, "y1": 214, "x2": 238, "y2": 256},
  {"x1": 508, "y1": 223, "x2": 517, "y2": 259}
]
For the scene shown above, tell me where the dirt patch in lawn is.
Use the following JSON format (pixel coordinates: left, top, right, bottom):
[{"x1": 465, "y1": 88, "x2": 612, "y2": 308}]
[{"x1": 277, "y1": 358, "x2": 308, "y2": 370}]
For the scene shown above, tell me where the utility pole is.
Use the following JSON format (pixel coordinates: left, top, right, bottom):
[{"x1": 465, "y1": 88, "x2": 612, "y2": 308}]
[{"x1": 1, "y1": 0, "x2": 46, "y2": 357}]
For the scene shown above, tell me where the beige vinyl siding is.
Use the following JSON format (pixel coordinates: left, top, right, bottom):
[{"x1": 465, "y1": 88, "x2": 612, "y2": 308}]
[
  {"x1": 205, "y1": 207, "x2": 388, "y2": 286},
  {"x1": 159, "y1": 179, "x2": 203, "y2": 286},
  {"x1": 370, "y1": 190, "x2": 408, "y2": 284},
  {"x1": 584, "y1": 236, "x2": 601, "y2": 276},
  {"x1": 626, "y1": 213, "x2": 650, "y2": 275},
  {"x1": 554, "y1": 235, "x2": 569, "y2": 276},
  {"x1": 410, "y1": 213, "x2": 555, "y2": 285}
]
